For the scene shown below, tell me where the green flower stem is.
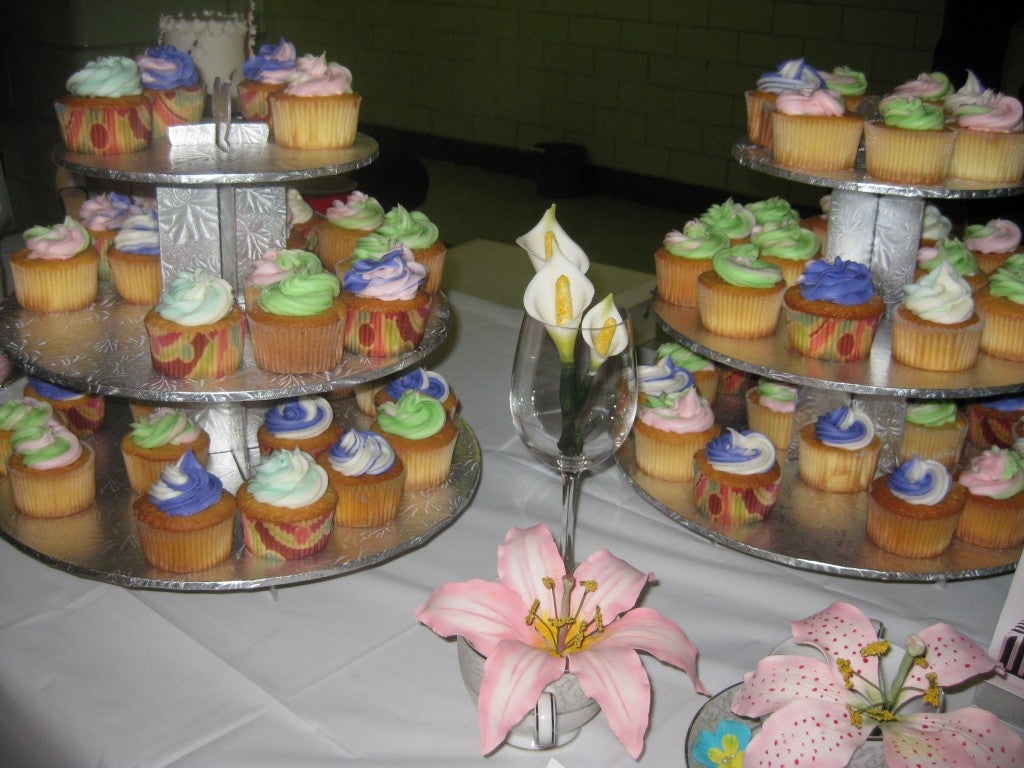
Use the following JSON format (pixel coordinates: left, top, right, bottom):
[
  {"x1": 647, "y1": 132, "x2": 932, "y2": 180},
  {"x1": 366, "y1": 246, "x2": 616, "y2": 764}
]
[{"x1": 558, "y1": 360, "x2": 580, "y2": 456}]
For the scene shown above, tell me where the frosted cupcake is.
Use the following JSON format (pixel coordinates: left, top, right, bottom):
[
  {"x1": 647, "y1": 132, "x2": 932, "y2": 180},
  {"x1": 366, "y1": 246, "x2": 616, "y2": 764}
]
[
  {"x1": 744, "y1": 197, "x2": 799, "y2": 232},
  {"x1": 977, "y1": 253, "x2": 1024, "y2": 361},
  {"x1": 237, "y1": 38, "x2": 297, "y2": 124},
  {"x1": 237, "y1": 448, "x2": 337, "y2": 560},
  {"x1": 821, "y1": 65, "x2": 868, "y2": 111},
  {"x1": 256, "y1": 395, "x2": 342, "y2": 458},
  {"x1": 10, "y1": 217, "x2": 99, "y2": 312},
  {"x1": 373, "y1": 391, "x2": 458, "y2": 490},
  {"x1": 948, "y1": 91, "x2": 1024, "y2": 184},
  {"x1": 966, "y1": 396, "x2": 1024, "y2": 449},
  {"x1": 373, "y1": 367, "x2": 459, "y2": 416},
  {"x1": 697, "y1": 244, "x2": 785, "y2": 338},
  {"x1": 899, "y1": 401, "x2": 967, "y2": 469},
  {"x1": 136, "y1": 44, "x2": 205, "y2": 139},
  {"x1": 864, "y1": 96, "x2": 956, "y2": 185},
  {"x1": 285, "y1": 188, "x2": 323, "y2": 252},
  {"x1": 23, "y1": 378, "x2": 104, "y2": 438},
  {"x1": 751, "y1": 220, "x2": 821, "y2": 285},
  {"x1": 78, "y1": 192, "x2": 147, "y2": 281},
  {"x1": 771, "y1": 88, "x2": 863, "y2": 171},
  {"x1": 242, "y1": 247, "x2": 323, "y2": 307},
  {"x1": 889, "y1": 71, "x2": 953, "y2": 105},
  {"x1": 316, "y1": 191, "x2": 386, "y2": 273},
  {"x1": 633, "y1": 372, "x2": 719, "y2": 482},
  {"x1": 964, "y1": 218, "x2": 1023, "y2": 274},
  {"x1": 693, "y1": 429, "x2": 781, "y2": 525},
  {"x1": 744, "y1": 378, "x2": 797, "y2": 452},
  {"x1": 915, "y1": 238, "x2": 986, "y2": 293},
  {"x1": 132, "y1": 449, "x2": 236, "y2": 573},
  {"x1": 654, "y1": 342, "x2": 718, "y2": 405},
  {"x1": 120, "y1": 407, "x2": 211, "y2": 496},
  {"x1": 797, "y1": 404, "x2": 881, "y2": 493},
  {"x1": 269, "y1": 53, "x2": 360, "y2": 149},
  {"x1": 745, "y1": 58, "x2": 825, "y2": 147},
  {"x1": 0, "y1": 398, "x2": 59, "y2": 478},
  {"x1": 7, "y1": 423, "x2": 95, "y2": 518},
  {"x1": 654, "y1": 220, "x2": 729, "y2": 307},
  {"x1": 955, "y1": 447, "x2": 1024, "y2": 549},
  {"x1": 376, "y1": 205, "x2": 446, "y2": 294},
  {"x1": 867, "y1": 456, "x2": 966, "y2": 559},
  {"x1": 318, "y1": 429, "x2": 406, "y2": 527},
  {"x1": 144, "y1": 269, "x2": 246, "y2": 380},
  {"x1": 108, "y1": 210, "x2": 162, "y2": 305},
  {"x1": 698, "y1": 198, "x2": 756, "y2": 245},
  {"x1": 919, "y1": 203, "x2": 952, "y2": 247}
]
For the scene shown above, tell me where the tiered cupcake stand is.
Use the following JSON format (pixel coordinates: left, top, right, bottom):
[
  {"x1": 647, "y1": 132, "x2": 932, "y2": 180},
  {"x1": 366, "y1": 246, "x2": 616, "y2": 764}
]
[
  {"x1": 0, "y1": 133, "x2": 481, "y2": 591},
  {"x1": 619, "y1": 141, "x2": 1024, "y2": 581}
]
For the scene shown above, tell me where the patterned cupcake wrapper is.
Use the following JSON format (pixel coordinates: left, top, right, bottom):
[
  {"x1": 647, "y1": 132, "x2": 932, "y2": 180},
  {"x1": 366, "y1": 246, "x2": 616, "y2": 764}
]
[
  {"x1": 147, "y1": 88, "x2": 206, "y2": 139},
  {"x1": 148, "y1": 320, "x2": 246, "y2": 380},
  {"x1": 241, "y1": 510, "x2": 334, "y2": 560},
  {"x1": 343, "y1": 303, "x2": 430, "y2": 357},
  {"x1": 693, "y1": 471, "x2": 778, "y2": 525},
  {"x1": 136, "y1": 515, "x2": 234, "y2": 573},
  {"x1": 786, "y1": 310, "x2": 880, "y2": 362},
  {"x1": 55, "y1": 100, "x2": 152, "y2": 155}
]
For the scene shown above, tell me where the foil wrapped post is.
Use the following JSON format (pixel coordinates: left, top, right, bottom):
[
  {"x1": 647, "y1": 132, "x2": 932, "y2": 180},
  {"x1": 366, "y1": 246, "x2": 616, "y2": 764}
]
[{"x1": 853, "y1": 392, "x2": 907, "y2": 472}]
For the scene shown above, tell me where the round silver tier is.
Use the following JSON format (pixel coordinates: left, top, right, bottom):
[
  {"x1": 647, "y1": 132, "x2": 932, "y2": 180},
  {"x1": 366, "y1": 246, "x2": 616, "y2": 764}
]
[
  {"x1": 0, "y1": 286, "x2": 452, "y2": 402},
  {"x1": 0, "y1": 398, "x2": 481, "y2": 591}
]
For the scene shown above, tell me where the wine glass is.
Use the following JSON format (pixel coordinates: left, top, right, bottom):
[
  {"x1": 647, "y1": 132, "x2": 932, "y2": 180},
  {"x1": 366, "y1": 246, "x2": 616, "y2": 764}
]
[{"x1": 509, "y1": 308, "x2": 638, "y2": 570}]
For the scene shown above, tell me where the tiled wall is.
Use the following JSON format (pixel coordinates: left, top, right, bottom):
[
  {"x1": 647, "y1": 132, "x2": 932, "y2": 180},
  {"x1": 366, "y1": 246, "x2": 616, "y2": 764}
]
[{"x1": 2, "y1": 0, "x2": 1021, "y2": 228}]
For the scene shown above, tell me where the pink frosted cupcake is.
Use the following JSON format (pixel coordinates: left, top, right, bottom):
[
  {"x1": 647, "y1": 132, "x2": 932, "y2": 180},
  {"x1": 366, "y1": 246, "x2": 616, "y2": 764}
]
[
  {"x1": 964, "y1": 218, "x2": 1023, "y2": 274},
  {"x1": 915, "y1": 238, "x2": 986, "y2": 293},
  {"x1": 745, "y1": 378, "x2": 797, "y2": 452},
  {"x1": 948, "y1": 91, "x2": 1024, "y2": 184},
  {"x1": 771, "y1": 88, "x2": 864, "y2": 171},
  {"x1": 10, "y1": 217, "x2": 99, "y2": 312},
  {"x1": 78, "y1": 192, "x2": 149, "y2": 281},
  {"x1": 316, "y1": 191, "x2": 386, "y2": 273},
  {"x1": 269, "y1": 53, "x2": 360, "y2": 149},
  {"x1": 654, "y1": 220, "x2": 729, "y2": 307},
  {"x1": 956, "y1": 447, "x2": 1024, "y2": 549},
  {"x1": 242, "y1": 247, "x2": 323, "y2": 307},
  {"x1": 633, "y1": 376, "x2": 720, "y2": 482},
  {"x1": 285, "y1": 188, "x2": 323, "y2": 252},
  {"x1": 7, "y1": 423, "x2": 96, "y2": 518}
]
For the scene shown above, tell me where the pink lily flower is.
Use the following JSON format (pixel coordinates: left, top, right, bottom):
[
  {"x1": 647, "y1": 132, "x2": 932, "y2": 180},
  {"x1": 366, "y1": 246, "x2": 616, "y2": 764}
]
[
  {"x1": 415, "y1": 524, "x2": 708, "y2": 758},
  {"x1": 731, "y1": 601, "x2": 1024, "y2": 768}
]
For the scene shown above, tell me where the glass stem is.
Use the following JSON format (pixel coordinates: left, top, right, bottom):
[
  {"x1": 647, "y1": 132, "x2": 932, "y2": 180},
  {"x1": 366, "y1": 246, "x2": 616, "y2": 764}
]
[{"x1": 560, "y1": 469, "x2": 582, "y2": 572}]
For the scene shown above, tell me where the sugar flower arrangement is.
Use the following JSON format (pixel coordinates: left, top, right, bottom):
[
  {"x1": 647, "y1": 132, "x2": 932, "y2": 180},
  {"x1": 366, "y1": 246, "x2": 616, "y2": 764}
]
[
  {"x1": 715, "y1": 601, "x2": 1023, "y2": 767},
  {"x1": 416, "y1": 523, "x2": 707, "y2": 757}
]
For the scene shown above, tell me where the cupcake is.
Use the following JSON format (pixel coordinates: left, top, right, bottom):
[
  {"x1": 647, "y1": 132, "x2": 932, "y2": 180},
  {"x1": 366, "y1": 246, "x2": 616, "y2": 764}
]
[
  {"x1": 285, "y1": 188, "x2": 323, "y2": 252},
  {"x1": 797, "y1": 404, "x2": 881, "y2": 493},
  {"x1": 242, "y1": 246, "x2": 323, "y2": 307},
  {"x1": 744, "y1": 378, "x2": 798, "y2": 452},
  {"x1": 964, "y1": 218, "x2": 1023, "y2": 274},
  {"x1": 316, "y1": 191, "x2": 386, "y2": 273},
  {"x1": 144, "y1": 269, "x2": 246, "y2": 380},
  {"x1": 693, "y1": 428, "x2": 781, "y2": 525},
  {"x1": 10, "y1": 217, "x2": 99, "y2": 312},
  {"x1": 890, "y1": 260, "x2": 982, "y2": 372},
  {"x1": 821, "y1": 65, "x2": 868, "y2": 111},
  {"x1": 698, "y1": 198, "x2": 756, "y2": 245},
  {"x1": 7, "y1": 423, "x2": 95, "y2": 518},
  {"x1": 54, "y1": 56, "x2": 152, "y2": 155},
  {"x1": 23, "y1": 378, "x2": 104, "y2": 438},
  {"x1": 966, "y1": 396, "x2": 1024, "y2": 449},
  {"x1": 783, "y1": 257, "x2": 885, "y2": 362},
  {"x1": 247, "y1": 270, "x2": 346, "y2": 374},
  {"x1": 373, "y1": 391, "x2": 458, "y2": 490},
  {"x1": 237, "y1": 38, "x2": 297, "y2": 124},
  {"x1": 340, "y1": 247, "x2": 431, "y2": 357},
  {"x1": 919, "y1": 203, "x2": 952, "y2": 247},
  {"x1": 864, "y1": 96, "x2": 956, "y2": 185},
  {"x1": 120, "y1": 408, "x2": 211, "y2": 496},
  {"x1": 108, "y1": 210, "x2": 162, "y2": 305},
  {"x1": 944, "y1": 70, "x2": 987, "y2": 117},
  {"x1": 867, "y1": 456, "x2": 966, "y2": 559},
  {"x1": 318, "y1": 429, "x2": 406, "y2": 527},
  {"x1": 256, "y1": 395, "x2": 342, "y2": 457},
  {"x1": 899, "y1": 401, "x2": 968, "y2": 469},
  {"x1": 751, "y1": 220, "x2": 821, "y2": 286},
  {"x1": 696, "y1": 244, "x2": 785, "y2": 338},
  {"x1": 136, "y1": 44, "x2": 205, "y2": 139},
  {"x1": 956, "y1": 447, "x2": 1024, "y2": 549},
  {"x1": 889, "y1": 71, "x2": 953, "y2": 105},
  {"x1": 771, "y1": 88, "x2": 864, "y2": 171},
  {"x1": 132, "y1": 449, "x2": 236, "y2": 572},
  {"x1": 948, "y1": 91, "x2": 1024, "y2": 184},
  {"x1": 744, "y1": 58, "x2": 825, "y2": 147},
  {"x1": 653, "y1": 220, "x2": 729, "y2": 307},
  {"x1": 269, "y1": 53, "x2": 360, "y2": 149},
  {"x1": 237, "y1": 448, "x2": 337, "y2": 560},
  {"x1": 976, "y1": 253, "x2": 1024, "y2": 361},
  {"x1": 373, "y1": 367, "x2": 459, "y2": 416},
  {"x1": 915, "y1": 238, "x2": 986, "y2": 293},
  {"x1": 745, "y1": 197, "x2": 799, "y2": 232},
  {"x1": 78, "y1": 192, "x2": 149, "y2": 281},
  {"x1": 0, "y1": 398, "x2": 59, "y2": 478},
  {"x1": 376, "y1": 205, "x2": 446, "y2": 294},
  {"x1": 654, "y1": 342, "x2": 719, "y2": 405}
]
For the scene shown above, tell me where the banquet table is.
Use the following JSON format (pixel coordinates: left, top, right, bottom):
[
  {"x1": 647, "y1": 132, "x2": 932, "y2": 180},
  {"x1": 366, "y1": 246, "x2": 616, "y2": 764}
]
[{"x1": 0, "y1": 288, "x2": 1019, "y2": 768}]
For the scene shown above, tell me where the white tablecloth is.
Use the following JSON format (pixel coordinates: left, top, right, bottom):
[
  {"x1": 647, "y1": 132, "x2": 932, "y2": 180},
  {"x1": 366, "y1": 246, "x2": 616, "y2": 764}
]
[{"x1": 0, "y1": 291, "x2": 1015, "y2": 767}]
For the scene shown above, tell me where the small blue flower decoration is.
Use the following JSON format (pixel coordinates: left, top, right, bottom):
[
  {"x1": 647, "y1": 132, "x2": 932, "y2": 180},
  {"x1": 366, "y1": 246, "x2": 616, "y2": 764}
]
[{"x1": 692, "y1": 719, "x2": 752, "y2": 768}]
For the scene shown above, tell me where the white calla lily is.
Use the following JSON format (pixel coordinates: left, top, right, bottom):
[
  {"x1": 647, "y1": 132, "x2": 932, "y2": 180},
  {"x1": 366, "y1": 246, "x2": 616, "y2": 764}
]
[
  {"x1": 523, "y1": 251, "x2": 595, "y2": 361},
  {"x1": 581, "y1": 294, "x2": 629, "y2": 369},
  {"x1": 515, "y1": 204, "x2": 590, "y2": 274}
]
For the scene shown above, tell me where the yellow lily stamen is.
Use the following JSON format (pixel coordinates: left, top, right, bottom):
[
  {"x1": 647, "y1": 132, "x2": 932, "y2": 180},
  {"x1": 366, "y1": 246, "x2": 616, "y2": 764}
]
[
  {"x1": 594, "y1": 317, "x2": 616, "y2": 357},
  {"x1": 846, "y1": 704, "x2": 863, "y2": 729},
  {"x1": 554, "y1": 274, "x2": 573, "y2": 325},
  {"x1": 837, "y1": 658, "x2": 855, "y2": 689},
  {"x1": 544, "y1": 230, "x2": 556, "y2": 261},
  {"x1": 913, "y1": 657, "x2": 929, "y2": 669},
  {"x1": 864, "y1": 707, "x2": 898, "y2": 723},
  {"x1": 923, "y1": 673, "x2": 941, "y2": 708},
  {"x1": 860, "y1": 640, "x2": 891, "y2": 657},
  {"x1": 525, "y1": 599, "x2": 540, "y2": 626},
  {"x1": 594, "y1": 605, "x2": 604, "y2": 633}
]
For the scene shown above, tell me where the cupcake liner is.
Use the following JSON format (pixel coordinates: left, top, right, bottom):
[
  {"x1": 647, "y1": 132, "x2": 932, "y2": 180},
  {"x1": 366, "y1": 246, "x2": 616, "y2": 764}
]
[
  {"x1": 949, "y1": 129, "x2": 1024, "y2": 184},
  {"x1": 343, "y1": 301, "x2": 430, "y2": 357},
  {"x1": 744, "y1": 90, "x2": 775, "y2": 148},
  {"x1": 108, "y1": 249, "x2": 163, "y2": 305},
  {"x1": 85, "y1": 228, "x2": 115, "y2": 281},
  {"x1": 414, "y1": 243, "x2": 447, "y2": 294},
  {"x1": 321, "y1": 460, "x2": 407, "y2": 528},
  {"x1": 693, "y1": 468, "x2": 779, "y2": 525},
  {"x1": 271, "y1": 92, "x2": 361, "y2": 150},
  {"x1": 145, "y1": 86, "x2": 206, "y2": 139},
  {"x1": 317, "y1": 222, "x2": 372, "y2": 272},
  {"x1": 237, "y1": 79, "x2": 285, "y2": 124},
  {"x1": 976, "y1": 292, "x2": 1024, "y2": 362},
  {"x1": 654, "y1": 249, "x2": 711, "y2": 307},
  {"x1": 390, "y1": 435, "x2": 456, "y2": 491},
  {"x1": 135, "y1": 513, "x2": 234, "y2": 573},
  {"x1": 23, "y1": 384, "x2": 106, "y2": 439},
  {"x1": 955, "y1": 492, "x2": 1024, "y2": 549},
  {"x1": 697, "y1": 274, "x2": 785, "y2": 338},
  {"x1": 145, "y1": 307, "x2": 246, "y2": 380},
  {"x1": 8, "y1": 447, "x2": 96, "y2": 519},
  {"x1": 761, "y1": 256, "x2": 812, "y2": 287},
  {"x1": 10, "y1": 249, "x2": 99, "y2": 312},
  {"x1": 796, "y1": 427, "x2": 880, "y2": 493},
  {"x1": 633, "y1": 421, "x2": 720, "y2": 482},
  {"x1": 745, "y1": 391, "x2": 795, "y2": 452},
  {"x1": 248, "y1": 305, "x2": 346, "y2": 374},
  {"x1": 54, "y1": 95, "x2": 152, "y2": 155},
  {"x1": 866, "y1": 494, "x2": 961, "y2": 559},
  {"x1": 785, "y1": 308, "x2": 881, "y2": 362},
  {"x1": 898, "y1": 418, "x2": 967, "y2": 469},
  {"x1": 966, "y1": 404, "x2": 1022, "y2": 449},
  {"x1": 241, "y1": 509, "x2": 334, "y2": 560},
  {"x1": 121, "y1": 432, "x2": 211, "y2": 496},
  {"x1": 256, "y1": 422, "x2": 342, "y2": 459},
  {"x1": 890, "y1": 308, "x2": 982, "y2": 372},
  {"x1": 863, "y1": 121, "x2": 956, "y2": 185},
  {"x1": 972, "y1": 249, "x2": 1018, "y2": 274},
  {"x1": 771, "y1": 112, "x2": 864, "y2": 171}
]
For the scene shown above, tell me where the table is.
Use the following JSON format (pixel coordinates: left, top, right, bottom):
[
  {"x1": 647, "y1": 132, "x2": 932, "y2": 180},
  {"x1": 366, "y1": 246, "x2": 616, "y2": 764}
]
[{"x1": 0, "y1": 289, "x2": 1017, "y2": 767}]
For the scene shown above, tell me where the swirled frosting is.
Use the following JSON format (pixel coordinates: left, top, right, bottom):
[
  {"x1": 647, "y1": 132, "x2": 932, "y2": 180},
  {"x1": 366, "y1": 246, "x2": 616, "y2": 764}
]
[
  {"x1": 246, "y1": 248, "x2": 322, "y2": 289},
  {"x1": 23, "y1": 217, "x2": 91, "y2": 261},
  {"x1": 286, "y1": 189, "x2": 314, "y2": 226},
  {"x1": 326, "y1": 429, "x2": 397, "y2": 477},
  {"x1": 155, "y1": 269, "x2": 235, "y2": 326},
  {"x1": 242, "y1": 38, "x2": 297, "y2": 84},
  {"x1": 878, "y1": 96, "x2": 945, "y2": 130},
  {"x1": 951, "y1": 92, "x2": 1023, "y2": 133},
  {"x1": 639, "y1": 388, "x2": 715, "y2": 434},
  {"x1": 247, "y1": 448, "x2": 329, "y2": 508},
  {"x1": 905, "y1": 401, "x2": 958, "y2": 428},
  {"x1": 920, "y1": 204, "x2": 952, "y2": 242},
  {"x1": 814, "y1": 405, "x2": 875, "y2": 450},
  {"x1": 711, "y1": 245, "x2": 783, "y2": 288},
  {"x1": 891, "y1": 72, "x2": 952, "y2": 102},
  {"x1": 745, "y1": 198, "x2": 798, "y2": 229},
  {"x1": 699, "y1": 199, "x2": 756, "y2": 241},
  {"x1": 821, "y1": 66, "x2": 867, "y2": 97},
  {"x1": 113, "y1": 211, "x2": 160, "y2": 255},
  {"x1": 282, "y1": 53, "x2": 353, "y2": 97},
  {"x1": 704, "y1": 428, "x2": 777, "y2": 475},
  {"x1": 798, "y1": 258, "x2": 875, "y2": 305},
  {"x1": 325, "y1": 191, "x2": 385, "y2": 231},
  {"x1": 257, "y1": 271, "x2": 341, "y2": 316},
  {"x1": 775, "y1": 88, "x2": 846, "y2": 116},
  {"x1": 148, "y1": 449, "x2": 223, "y2": 515},
  {"x1": 959, "y1": 447, "x2": 1024, "y2": 499},
  {"x1": 341, "y1": 248, "x2": 426, "y2": 300},
  {"x1": 756, "y1": 58, "x2": 824, "y2": 94},
  {"x1": 917, "y1": 238, "x2": 979, "y2": 279},
  {"x1": 66, "y1": 56, "x2": 143, "y2": 98},
  {"x1": 129, "y1": 407, "x2": 202, "y2": 449},
  {"x1": 902, "y1": 260, "x2": 974, "y2": 324},
  {"x1": 385, "y1": 368, "x2": 451, "y2": 403},
  {"x1": 375, "y1": 391, "x2": 446, "y2": 440},
  {"x1": 27, "y1": 378, "x2": 87, "y2": 401},
  {"x1": 351, "y1": 233, "x2": 406, "y2": 262},
  {"x1": 753, "y1": 222, "x2": 820, "y2": 262},
  {"x1": 944, "y1": 70, "x2": 988, "y2": 115},
  {"x1": 662, "y1": 221, "x2": 729, "y2": 259},
  {"x1": 989, "y1": 260, "x2": 1024, "y2": 305},
  {"x1": 0, "y1": 398, "x2": 56, "y2": 432},
  {"x1": 79, "y1": 192, "x2": 145, "y2": 232},
  {"x1": 11, "y1": 423, "x2": 83, "y2": 470},
  {"x1": 638, "y1": 358, "x2": 694, "y2": 401},
  {"x1": 887, "y1": 456, "x2": 952, "y2": 505},
  {"x1": 377, "y1": 205, "x2": 440, "y2": 250},
  {"x1": 263, "y1": 396, "x2": 334, "y2": 439},
  {"x1": 136, "y1": 45, "x2": 199, "y2": 89},
  {"x1": 754, "y1": 378, "x2": 797, "y2": 413},
  {"x1": 964, "y1": 219, "x2": 1022, "y2": 254},
  {"x1": 655, "y1": 343, "x2": 715, "y2": 373}
]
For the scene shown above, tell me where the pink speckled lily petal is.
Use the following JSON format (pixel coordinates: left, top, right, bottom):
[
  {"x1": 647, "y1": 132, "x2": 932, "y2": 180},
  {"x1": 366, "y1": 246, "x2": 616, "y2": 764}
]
[
  {"x1": 905, "y1": 623, "x2": 999, "y2": 693},
  {"x1": 496, "y1": 523, "x2": 567, "y2": 607},
  {"x1": 572, "y1": 548, "x2": 652, "y2": 621},
  {"x1": 570, "y1": 642, "x2": 651, "y2": 759},
  {"x1": 732, "y1": 655, "x2": 848, "y2": 718},
  {"x1": 743, "y1": 697, "x2": 867, "y2": 768},
  {"x1": 414, "y1": 579, "x2": 535, "y2": 657},
  {"x1": 790, "y1": 600, "x2": 881, "y2": 692},
  {"x1": 884, "y1": 710, "x2": 1024, "y2": 768}
]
